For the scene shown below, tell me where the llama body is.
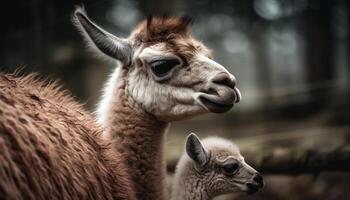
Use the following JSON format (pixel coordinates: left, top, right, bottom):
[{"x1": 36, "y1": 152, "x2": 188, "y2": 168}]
[
  {"x1": 0, "y1": 74, "x2": 136, "y2": 199},
  {"x1": 74, "y1": 7, "x2": 241, "y2": 200},
  {"x1": 172, "y1": 133, "x2": 263, "y2": 200}
]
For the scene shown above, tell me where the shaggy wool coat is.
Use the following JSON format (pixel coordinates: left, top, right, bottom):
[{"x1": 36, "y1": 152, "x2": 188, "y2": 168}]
[{"x1": 0, "y1": 73, "x2": 136, "y2": 200}]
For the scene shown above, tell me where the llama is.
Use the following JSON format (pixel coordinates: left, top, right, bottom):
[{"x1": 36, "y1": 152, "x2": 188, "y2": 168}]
[
  {"x1": 172, "y1": 133, "x2": 264, "y2": 200},
  {"x1": 73, "y1": 7, "x2": 241, "y2": 200},
  {"x1": 0, "y1": 73, "x2": 136, "y2": 199}
]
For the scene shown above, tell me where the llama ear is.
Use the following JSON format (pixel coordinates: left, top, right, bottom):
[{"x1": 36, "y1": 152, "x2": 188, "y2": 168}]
[
  {"x1": 186, "y1": 133, "x2": 209, "y2": 167},
  {"x1": 73, "y1": 6, "x2": 132, "y2": 65}
]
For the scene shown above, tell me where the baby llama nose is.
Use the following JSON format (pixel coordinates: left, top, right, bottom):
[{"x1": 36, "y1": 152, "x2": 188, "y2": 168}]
[{"x1": 253, "y1": 173, "x2": 263, "y2": 185}]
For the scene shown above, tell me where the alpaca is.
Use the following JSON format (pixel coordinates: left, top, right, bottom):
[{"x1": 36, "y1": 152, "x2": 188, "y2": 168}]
[
  {"x1": 73, "y1": 7, "x2": 241, "y2": 200},
  {"x1": 0, "y1": 73, "x2": 136, "y2": 199},
  {"x1": 172, "y1": 133, "x2": 263, "y2": 200}
]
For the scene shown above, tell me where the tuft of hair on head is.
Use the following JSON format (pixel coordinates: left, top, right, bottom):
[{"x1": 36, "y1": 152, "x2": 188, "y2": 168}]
[
  {"x1": 146, "y1": 15, "x2": 153, "y2": 31},
  {"x1": 179, "y1": 15, "x2": 194, "y2": 27},
  {"x1": 146, "y1": 14, "x2": 153, "y2": 40},
  {"x1": 200, "y1": 136, "x2": 240, "y2": 154},
  {"x1": 132, "y1": 14, "x2": 194, "y2": 44}
]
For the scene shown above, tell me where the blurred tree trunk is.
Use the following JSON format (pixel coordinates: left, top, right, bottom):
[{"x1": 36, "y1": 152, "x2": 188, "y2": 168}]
[
  {"x1": 251, "y1": 23, "x2": 273, "y2": 106},
  {"x1": 346, "y1": 0, "x2": 350, "y2": 79},
  {"x1": 244, "y1": 146, "x2": 350, "y2": 175},
  {"x1": 303, "y1": 0, "x2": 334, "y2": 112}
]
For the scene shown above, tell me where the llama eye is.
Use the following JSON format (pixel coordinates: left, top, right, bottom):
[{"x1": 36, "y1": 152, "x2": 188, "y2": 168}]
[
  {"x1": 223, "y1": 162, "x2": 239, "y2": 175},
  {"x1": 150, "y1": 59, "x2": 180, "y2": 77}
]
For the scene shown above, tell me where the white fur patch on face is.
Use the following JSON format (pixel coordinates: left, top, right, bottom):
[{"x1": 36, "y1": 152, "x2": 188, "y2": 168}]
[
  {"x1": 138, "y1": 43, "x2": 175, "y2": 62},
  {"x1": 196, "y1": 54, "x2": 234, "y2": 81},
  {"x1": 126, "y1": 67, "x2": 204, "y2": 121},
  {"x1": 125, "y1": 43, "x2": 207, "y2": 121}
]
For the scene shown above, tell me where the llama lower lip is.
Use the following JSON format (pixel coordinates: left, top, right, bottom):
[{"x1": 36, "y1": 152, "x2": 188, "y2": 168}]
[
  {"x1": 199, "y1": 95, "x2": 234, "y2": 113},
  {"x1": 246, "y1": 183, "x2": 262, "y2": 194}
]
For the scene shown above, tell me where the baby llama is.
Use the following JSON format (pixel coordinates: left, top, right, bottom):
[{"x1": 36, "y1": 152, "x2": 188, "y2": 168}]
[{"x1": 172, "y1": 133, "x2": 264, "y2": 200}]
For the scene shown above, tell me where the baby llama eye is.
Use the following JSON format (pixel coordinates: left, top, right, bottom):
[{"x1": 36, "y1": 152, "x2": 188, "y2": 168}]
[{"x1": 223, "y1": 162, "x2": 239, "y2": 175}]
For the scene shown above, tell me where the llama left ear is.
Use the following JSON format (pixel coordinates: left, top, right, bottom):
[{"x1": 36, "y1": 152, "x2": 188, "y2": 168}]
[
  {"x1": 186, "y1": 133, "x2": 209, "y2": 167},
  {"x1": 73, "y1": 6, "x2": 132, "y2": 65}
]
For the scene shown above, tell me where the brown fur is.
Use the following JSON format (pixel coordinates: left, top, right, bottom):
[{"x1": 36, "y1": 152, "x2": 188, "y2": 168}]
[
  {"x1": 103, "y1": 69, "x2": 169, "y2": 200},
  {"x1": 0, "y1": 73, "x2": 136, "y2": 200},
  {"x1": 130, "y1": 16, "x2": 212, "y2": 61},
  {"x1": 131, "y1": 16, "x2": 192, "y2": 43}
]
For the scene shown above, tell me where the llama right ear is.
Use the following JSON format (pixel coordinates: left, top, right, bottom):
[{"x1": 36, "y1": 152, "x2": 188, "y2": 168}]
[
  {"x1": 186, "y1": 133, "x2": 209, "y2": 167},
  {"x1": 73, "y1": 7, "x2": 132, "y2": 65}
]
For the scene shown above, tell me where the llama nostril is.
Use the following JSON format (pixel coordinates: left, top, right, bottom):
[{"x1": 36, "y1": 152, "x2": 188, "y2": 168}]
[
  {"x1": 212, "y1": 72, "x2": 235, "y2": 89},
  {"x1": 253, "y1": 173, "x2": 263, "y2": 184}
]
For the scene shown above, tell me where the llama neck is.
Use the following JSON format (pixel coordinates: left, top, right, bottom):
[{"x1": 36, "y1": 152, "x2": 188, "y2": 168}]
[
  {"x1": 98, "y1": 67, "x2": 169, "y2": 200},
  {"x1": 171, "y1": 164, "x2": 211, "y2": 200}
]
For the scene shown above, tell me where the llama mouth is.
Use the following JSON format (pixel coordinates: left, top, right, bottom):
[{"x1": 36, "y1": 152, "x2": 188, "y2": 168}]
[
  {"x1": 198, "y1": 87, "x2": 241, "y2": 113},
  {"x1": 245, "y1": 183, "x2": 263, "y2": 195},
  {"x1": 199, "y1": 95, "x2": 234, "y2": 113}
]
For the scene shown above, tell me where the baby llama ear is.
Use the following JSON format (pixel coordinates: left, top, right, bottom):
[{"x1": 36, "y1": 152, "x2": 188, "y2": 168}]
[
  {"x1": 73, "y1": 6, "x2": 132, "y2": 65},
  {"x1": 186, "y1": 133, "x2": 209, "y2": 167}
]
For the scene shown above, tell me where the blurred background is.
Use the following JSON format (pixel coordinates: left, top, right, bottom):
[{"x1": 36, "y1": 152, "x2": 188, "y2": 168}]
[{"x1": 1, "y1": 0, "x2": 350, "y2": 199}]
